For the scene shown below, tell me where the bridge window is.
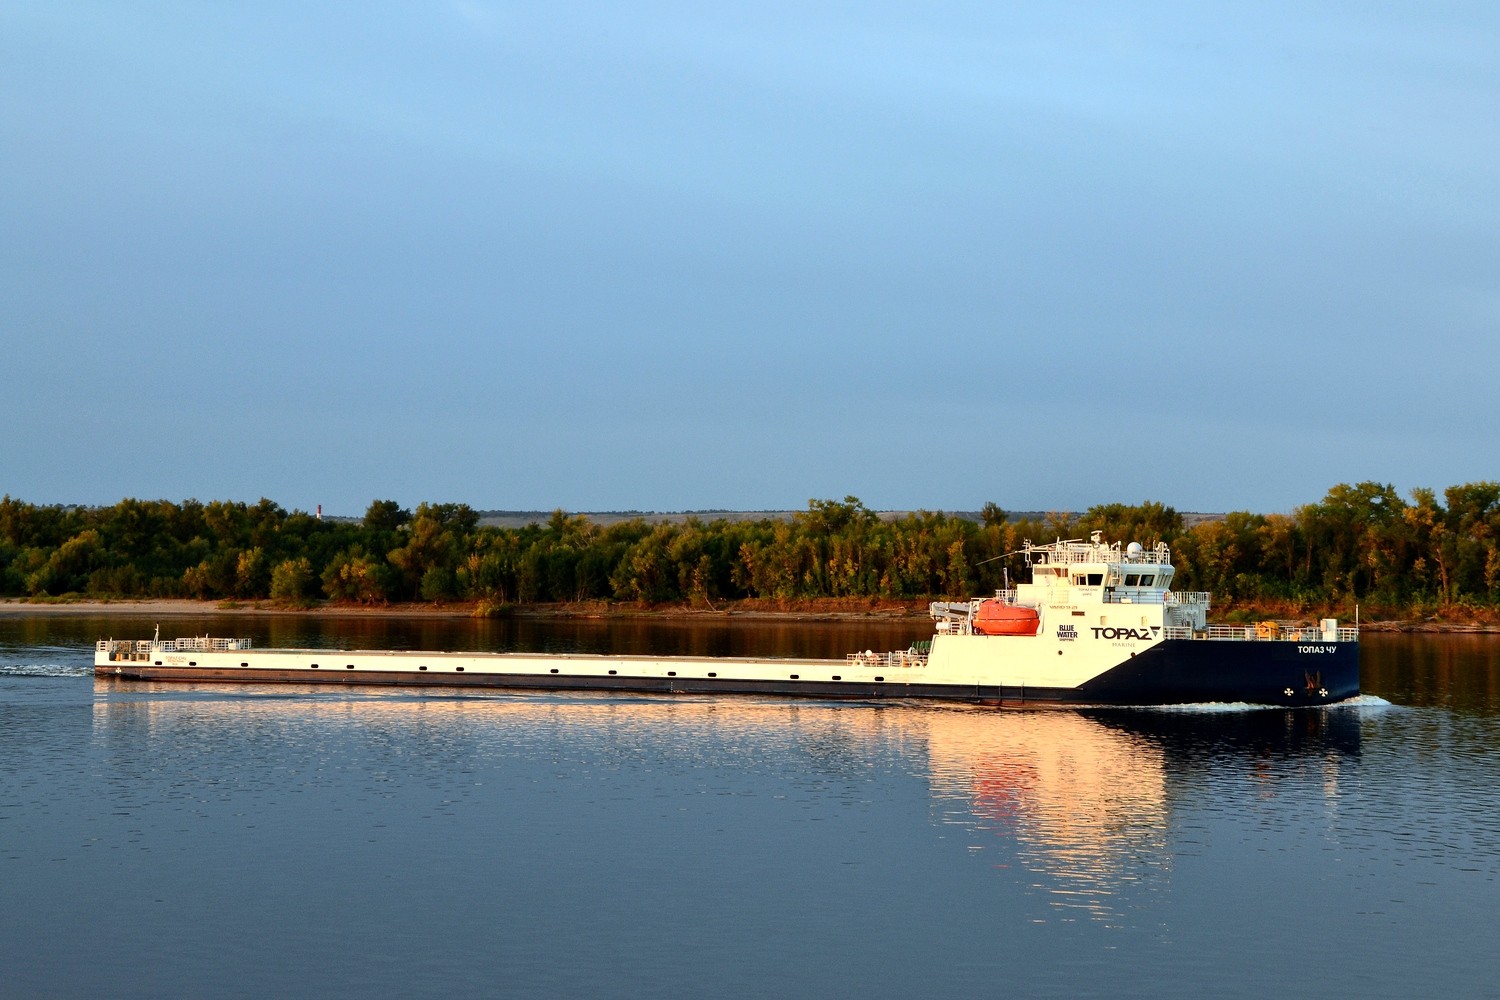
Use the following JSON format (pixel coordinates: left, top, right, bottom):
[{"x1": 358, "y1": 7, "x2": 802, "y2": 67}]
[
  {"x1": 1125, "y1": 574, "x2": 1140, "y2": 586},
  {"x1": 1087, "y1": 573, "x2": 1103, "y2": 586},
  {"x1": 1138, "y1": 575, "x2": 1155, "y2": 586}
]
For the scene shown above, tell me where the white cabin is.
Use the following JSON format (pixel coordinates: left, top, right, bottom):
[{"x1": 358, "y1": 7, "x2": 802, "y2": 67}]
[{"x1": 930, "y1": 531, "x2": 1209, "y2": 639}]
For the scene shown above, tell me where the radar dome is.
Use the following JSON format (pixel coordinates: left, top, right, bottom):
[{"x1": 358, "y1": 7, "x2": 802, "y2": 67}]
[{"x1": 1126, "y1": 542, "x2": 1145, "y2": 559}]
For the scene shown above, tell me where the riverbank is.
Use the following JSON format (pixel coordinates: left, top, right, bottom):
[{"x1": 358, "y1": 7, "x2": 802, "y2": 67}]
[
  {"x1": 0, "y1": 596, "x2": 929, "y2": 623},
  {"x1": 3, "y1": 596, "x2": 1497, "y2": 631}
]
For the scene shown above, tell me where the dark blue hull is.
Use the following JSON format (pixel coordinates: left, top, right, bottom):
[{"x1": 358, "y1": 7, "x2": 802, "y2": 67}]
[{"x1": 1077, "y1": 638, "x2": 1359, "y2": 707}]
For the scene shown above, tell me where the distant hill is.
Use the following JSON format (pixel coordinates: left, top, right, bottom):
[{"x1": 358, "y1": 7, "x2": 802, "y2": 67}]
[
  {"x1": 475, "y1": 509, "x2": 1227, "y2": 529},
  {"x1": 476, "y1": 509, "x2": 796, "y2": 529}
]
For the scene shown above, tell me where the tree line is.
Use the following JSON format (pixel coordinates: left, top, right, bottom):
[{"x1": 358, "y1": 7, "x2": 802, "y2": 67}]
[{"x1": 1, "y1": 482, "x2": 1497, "y2": 612}]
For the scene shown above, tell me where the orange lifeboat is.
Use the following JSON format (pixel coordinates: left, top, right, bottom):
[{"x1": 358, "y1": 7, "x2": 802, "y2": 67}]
[{"x1": 973, "y1": 600, "x2": 1040, "y2": 636}]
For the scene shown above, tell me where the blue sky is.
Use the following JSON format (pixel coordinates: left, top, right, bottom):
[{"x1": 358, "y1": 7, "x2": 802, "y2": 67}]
[{"x1": 5, "y1": 2, "x2": 1497, "y2": 516}]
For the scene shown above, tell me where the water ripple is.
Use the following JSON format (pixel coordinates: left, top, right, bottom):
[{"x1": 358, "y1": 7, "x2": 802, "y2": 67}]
[
  {"x1": 4, "y1": 623, "x2": 1500, "y2": 999},
  {"x1": 0, "y1": 662, "x2": 91, "y2": 677}
]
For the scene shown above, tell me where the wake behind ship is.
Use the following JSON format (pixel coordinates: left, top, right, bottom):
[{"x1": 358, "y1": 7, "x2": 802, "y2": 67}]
[{"x1": 97, "y1": 534, "x2": 1359, "y2": 707}]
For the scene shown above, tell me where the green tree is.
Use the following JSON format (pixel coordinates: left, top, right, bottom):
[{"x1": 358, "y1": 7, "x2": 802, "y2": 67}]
[
  {"x1": 1444, "y1": 482, "x2": 1500, "y2": 601},
  {"x1": 363, "y1": 499, "x2": 411, "y2": 533},
  {"x1": 235, "y1": 547, "x2": 270, "y2": 597},
  {"x1": 28, "y1": 529, "x2": 105, "y2": 595},
  {"x1": 269, "y1": 557, "x2": 316, "y2": 602},
  {"x1": 1077, "y1": 501, "x2": 1184, "y2": 546},
  {"x1": 322, "y1": 548, "x2": 396, "y2": 603},
  {"x1": 1299, "y1": 482, "x2": 1406, "y2": 601}
]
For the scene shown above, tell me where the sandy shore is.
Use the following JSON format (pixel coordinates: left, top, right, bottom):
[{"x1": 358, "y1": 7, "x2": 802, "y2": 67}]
[
  {"x1": 0, "y1": 597, "x2": 931, "y2": 622},
  {"x1": 0, "y1": 598, "x2": 450, "y2": 619},
  {"x1": 3, "y1": 597, "x2": 1496, "y2": 631}
]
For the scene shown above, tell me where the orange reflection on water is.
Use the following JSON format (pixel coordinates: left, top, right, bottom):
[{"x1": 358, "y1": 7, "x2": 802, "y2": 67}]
[
  {"x1": 924, "y1": 708, "x2": 1171, "y2": 919},
  {"x1": 91, "y1": 683, "x2": 1173, "y2": 918}
]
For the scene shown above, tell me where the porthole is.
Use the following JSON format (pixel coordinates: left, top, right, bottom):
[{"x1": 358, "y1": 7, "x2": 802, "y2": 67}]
[
  {"x1": 550, "y1": 668, "x2": 559, "y2": 674},
  {"x1": 456, "y1": 666, "x2": 465, "y2": 672},
  {"x1": 188, "y1": 661, "x2": 197, "y2": 666},
  {"x1": 832, "y1": 675, "x2": 841, "y2": 681},
  {"x1": 419, "y1": 665, "x2": 428, "y2": 671},
  {"x1": 708, "y1": 672, "x2": 717, "y2": 678},
  {"x1": 311, "y1": 663, "x2": 320, "y2": 669},
  {"x1": 668, "y1": 671, "x2": 677, "y2": 677},
  {"x1": 790, "y1": 674, "x2": 800, "y2": 680},
  {"x1": 875, "y1": 676, "x2": 884, "y2": 682},
  {"x1": 608, "y1": 670, "x2": 617, "y2": 675},
  {"x1": 345, "y1": 665, "x2": 354, "y2": 670},
  {"x1": 240, "y1": 662, "x2": 248, "y2": 667}
]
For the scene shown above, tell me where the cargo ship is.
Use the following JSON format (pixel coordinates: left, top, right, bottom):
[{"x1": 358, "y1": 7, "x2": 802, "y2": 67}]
[{"x1": 95, "y1": 534, "x2": 1359, "y2": 706}]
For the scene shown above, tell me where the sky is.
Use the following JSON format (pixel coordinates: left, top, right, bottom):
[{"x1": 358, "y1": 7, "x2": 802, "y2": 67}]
[{"x1": 4, "y1": 2, "x2": 1498, "y2": 517}]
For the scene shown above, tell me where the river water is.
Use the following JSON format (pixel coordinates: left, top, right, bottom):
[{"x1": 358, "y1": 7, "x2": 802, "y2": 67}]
[{"x1": 3, "y1": 615, "x2": 1498, "y2": 999}]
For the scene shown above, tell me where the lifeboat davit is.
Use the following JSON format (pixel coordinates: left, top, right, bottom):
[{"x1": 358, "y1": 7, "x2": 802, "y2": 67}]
[{"x1": 973, "y1": 600, "x2": 1040, "y2": 636}]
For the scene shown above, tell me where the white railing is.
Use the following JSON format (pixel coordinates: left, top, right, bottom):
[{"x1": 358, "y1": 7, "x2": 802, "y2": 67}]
[
  {"x1": 1104, "y1": 591, "x2": 1209, "y2": 606},
  {"x1": 97, "y1": 637, "x2": 253, "y2": 654},
  {"x1": 845, "y1": 651, "x2": 927, "y2": 669},
  {"x1": 98, "y1": 639, "x2": 153, "y2": 654},
  {"x1": 1161, "y1": 625, "x2": 1359, "y2": 642},
  {"x1": 160, "y1": 636, "x2": 251, "y2": 651},
  {"x1": 1025, "y1": 538, "x2": 1172, "y2": 566}
]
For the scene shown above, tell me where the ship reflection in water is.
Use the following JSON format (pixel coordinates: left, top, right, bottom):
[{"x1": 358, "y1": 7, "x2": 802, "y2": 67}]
[
  {"x1": 926, "y1": 708, "x2": 1170, "y2": 920},
  {"x1": 88, "y1": 682, "x2": 1363, "y2": 930},
  {"x1": 921, "y1": 704, "x2": 1361, "y2": 921}
]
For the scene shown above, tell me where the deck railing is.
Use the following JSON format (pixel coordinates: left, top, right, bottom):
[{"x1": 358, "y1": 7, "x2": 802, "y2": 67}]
[
  {"x1": 1105, "y1": 591, "x2": 1209, "y2": 606},
  {"x1": 845, "y1": 650, "x2": 928, "y2": 669},
  {"x1": 97, "y1": 637, "x2": 253, "y2": 654},
  {"x1": 1161, "y1": 625, "x2": 1359, "y2": 642},
  {"x1": 1026, "y1": 538, "x2": 1173, "y2": 566}
]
